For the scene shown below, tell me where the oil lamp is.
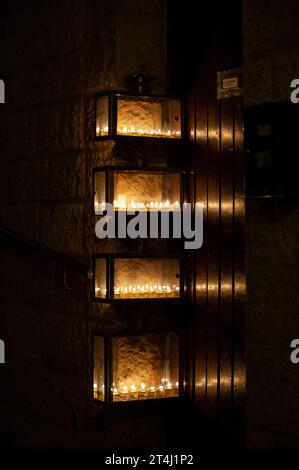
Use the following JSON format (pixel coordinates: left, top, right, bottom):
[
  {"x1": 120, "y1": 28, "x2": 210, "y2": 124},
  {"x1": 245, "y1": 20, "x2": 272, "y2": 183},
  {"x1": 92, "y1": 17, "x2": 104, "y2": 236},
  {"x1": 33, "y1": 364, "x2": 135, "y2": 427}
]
[
  {"x1": 93, "y1": 332, "x2": 181, "y2": 403},
  {"x1": 93, "y1": 255, "x2": 183, "y2": 302},
  {"x1": 95, "y1": 91, "x2": 183, "y2": 140},
  {"x1": 93, "y1": 167, "x2": 183, "y2": 214}
]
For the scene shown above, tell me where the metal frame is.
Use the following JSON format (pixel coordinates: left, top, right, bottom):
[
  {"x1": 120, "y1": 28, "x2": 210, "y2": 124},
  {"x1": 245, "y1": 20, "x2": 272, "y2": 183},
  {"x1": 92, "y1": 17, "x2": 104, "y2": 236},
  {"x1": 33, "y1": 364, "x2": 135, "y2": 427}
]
[
  {"x1": 93, "y1": 254, "x2": 185, "y2": 303},
  {"x1": 92, "y1": 330, "x2": 185, "y2": 405},
  {"x1": 94, "y1": 91, "x2": 185, "y2": 142}
]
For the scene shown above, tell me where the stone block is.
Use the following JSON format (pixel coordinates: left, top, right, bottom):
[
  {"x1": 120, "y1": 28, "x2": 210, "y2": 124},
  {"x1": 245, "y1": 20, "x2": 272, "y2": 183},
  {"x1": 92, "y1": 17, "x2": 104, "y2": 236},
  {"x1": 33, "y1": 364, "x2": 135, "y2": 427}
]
[
  {"x1": 39, "y1": 203, "x2": 84, "y2": 254},
  {"x1": 53, "y1": 264, "x2": 87, "y2": 317},
  {"x1": 0, "y1": 111, "x2": 39, "y2": 159},
  {"x1": 115, "y1": 0, "x2": 167, "y2": 93},
  {"x1": 5, "y1": 4, "x2": 38, "y2": 67},
  {"x1": 246, "y1": 346, "x2": 278, "y2": 431},
  {"x1": 85, "y1": 0, "x2": 118, "y2": 91},
  {"x1": 36, "y1": 0, "x2": 84, "y2": 59},
  {"x1": 3, "y1": 203, "x2": 39, "y2": 241},
  {"x1": 9, "y1": 65, "x2": 40, "y2": 109},
  {"x1": 243, "y1": 0, "x2": 299, "y2": 57},
  {"x1": 38, "y1": 51, "x2": 84, "y2": 104},
  {"x1": 42, "y1": 311, "x2": 86, "y2": 369},
  {"x1": 9, "y1": 305, "x2": 43, "y2": 364},
  {"x1": 51, "y1": 152, "x2": 85, "y2": 201},
  {"x1": 39, "y1": 100, "x2": 84, "y2": 155}
]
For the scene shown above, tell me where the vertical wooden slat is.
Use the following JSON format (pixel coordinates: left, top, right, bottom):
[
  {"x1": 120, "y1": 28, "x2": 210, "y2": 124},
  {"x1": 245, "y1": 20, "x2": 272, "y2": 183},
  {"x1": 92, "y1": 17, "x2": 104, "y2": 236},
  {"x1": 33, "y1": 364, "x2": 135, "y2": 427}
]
[
  {"x1": 194, "y1": 68, "x2": 208, "y2": 412},
  {"x1": 183, "y1": 0, "x2": 245, "y2": 446},
  {"x1": 205, "y1": 71, "x2": 221, "y2": 419},
  {"x1": 219, "y1": 98, "x2": 234, "y2": 438},
  {"x1": 232, "y1": 97, "x2": 246, "y2": 445},
  {"x1": 187, "y1": 85, "x2": 196, "y2": 400}
]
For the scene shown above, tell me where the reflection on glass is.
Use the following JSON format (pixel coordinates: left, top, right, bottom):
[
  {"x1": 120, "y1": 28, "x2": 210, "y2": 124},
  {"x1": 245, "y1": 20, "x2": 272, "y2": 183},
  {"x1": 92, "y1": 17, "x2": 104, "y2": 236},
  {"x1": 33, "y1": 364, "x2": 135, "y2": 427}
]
[
  {"x1": 113, "y1": 171, "x2": 181, "y2": 211},
  {"x1": 94, "y1": 170, "x2": 106, "y2": 212},
  {"x1": 95, "y1": 258, "x2": 107, "y2": 299},
  {"x1": 113, "y1": 258, "x2": 180, "y2": 299},
  {"x1": 93, "y1": 336, "x2": 105, "y2": 401},
  {"x1": 111, "y1": 333, "x2": 179, "y2": 402},
  {"x1": 116, "y1": 96, "x2": 181, "y2": 138},
  {"x1": 96, "y1": 95, "x2": 109, "y2": 137}
]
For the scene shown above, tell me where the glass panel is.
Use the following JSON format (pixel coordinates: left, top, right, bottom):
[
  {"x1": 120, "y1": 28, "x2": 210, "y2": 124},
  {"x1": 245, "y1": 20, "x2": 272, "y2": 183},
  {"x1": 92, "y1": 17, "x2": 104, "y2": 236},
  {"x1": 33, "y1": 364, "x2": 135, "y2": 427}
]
[
  {"x1": 113, "y1": 258, "x2": 180, "y2": 299},
  {"x1": 113, "y1": 171, "x2": 181, "y2": 211},
  {"x1": 116, "y1": 95, "x2": 181, "y2": 139},
  {"x1": 95, "y1": 258, "x2": 107, "y2": 299},
  {"x1": 94, "y1": 171, "x2": 106, "y2": 212},
  {"x1": 93, "y1": 336, "x2": 105, "y2": 401},
  {"x1": 96, "y1": 95, "x2": 109, "y2": 137},
  {"x1": 111, "y1": 333, "x2": 179, "y2": 402}
]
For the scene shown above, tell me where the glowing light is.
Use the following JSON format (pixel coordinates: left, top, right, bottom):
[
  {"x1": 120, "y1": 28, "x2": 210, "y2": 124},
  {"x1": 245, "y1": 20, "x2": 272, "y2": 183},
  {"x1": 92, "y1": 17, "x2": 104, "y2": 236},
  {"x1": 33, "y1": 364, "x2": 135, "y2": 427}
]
[
  {"x1": 110, "y1": 380, "x2": 180, "y2": 402},
  {"x1": 117, "y1": 126, "x2": 181, "y2": 139},
  {"x1": 110, "y1": 199, "x2": 181, "y2": 211},
  {"x1": 97, "y1": 126, "x2": 109, "y2": 135},
  {"x1": 112, "y1": 283, "x2": 180, "y2": 299}
]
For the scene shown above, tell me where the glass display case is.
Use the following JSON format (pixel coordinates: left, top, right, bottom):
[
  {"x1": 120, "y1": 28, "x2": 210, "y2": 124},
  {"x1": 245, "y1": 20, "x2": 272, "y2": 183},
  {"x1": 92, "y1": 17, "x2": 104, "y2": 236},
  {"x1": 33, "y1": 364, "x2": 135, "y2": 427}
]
[
  {"x1": 94, "y1": 255, "x2": 182, "y2": 301},
  {"x1": 93, "y1": 167, "x2": 183, "y2": 213},
  {"x1": 93, "y1": 332, "x2": 180, "y2": 403},
  {"x1": 95, "y1": 92, "x2": 183, "y2": 140}
]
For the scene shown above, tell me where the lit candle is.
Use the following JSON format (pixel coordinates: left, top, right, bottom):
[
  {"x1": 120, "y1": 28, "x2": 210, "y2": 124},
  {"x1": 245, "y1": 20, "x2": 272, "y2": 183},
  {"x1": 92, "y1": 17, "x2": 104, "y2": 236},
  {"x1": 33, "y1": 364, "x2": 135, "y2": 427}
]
[
  {"x1": 157, "y1": 385, "x2": 165, "y2": 398},
  {"x1": 165, "y1": 382, "x2": 174, "y2": 397},
  {"x1": 130, "y1": 384, "x2": 138, "y2": 400},
  {"x1": 138, "y1": 382, "x2": 147, "y2": 400},
  {"x1": 148, "y1": 386, "x2": 157, "y2": 399}
]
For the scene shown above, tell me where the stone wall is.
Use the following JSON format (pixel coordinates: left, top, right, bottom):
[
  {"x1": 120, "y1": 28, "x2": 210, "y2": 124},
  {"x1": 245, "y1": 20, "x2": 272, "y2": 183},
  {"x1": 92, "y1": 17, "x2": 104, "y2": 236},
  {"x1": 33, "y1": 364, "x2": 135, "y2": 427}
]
[
  {"x1": 243, "y1": 0, "x2": 299, "y2": 107},
  {"x1": 243, "y1": 0, "x2": 299, "y2": 448},
  {"x1": 0, "y1": 0, "x2": 169, "y2": 447}
]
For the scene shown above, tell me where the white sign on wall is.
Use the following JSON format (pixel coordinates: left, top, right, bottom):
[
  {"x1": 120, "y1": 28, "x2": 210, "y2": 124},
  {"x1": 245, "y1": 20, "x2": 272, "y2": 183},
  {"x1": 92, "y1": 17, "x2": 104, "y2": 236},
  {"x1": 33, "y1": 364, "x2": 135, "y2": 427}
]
[
  {"x1": 0, "y1": 339, "x2": 5, "y2": 364},
  {"x1": 0, "y1": 79, "x2": 5, "y2": 104}
]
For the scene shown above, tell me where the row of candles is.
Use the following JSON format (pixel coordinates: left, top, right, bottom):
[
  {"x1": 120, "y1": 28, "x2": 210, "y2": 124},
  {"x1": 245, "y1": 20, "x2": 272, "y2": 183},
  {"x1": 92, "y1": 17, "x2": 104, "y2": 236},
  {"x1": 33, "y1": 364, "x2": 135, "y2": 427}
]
[
  {"x1": 94, "y1": 199, "x2": 181, "y2": 212},
  {"x1": 96, "y1": 125, "x2": 181, "y2": 138},
  {"x1": 95, "y1": 284, "x2": 180, "y2": 298},
  {"x1": 113, "y1": 199, "x2": 180, "y2": 210},
  {"x1": 93, "y1": 379, "x2": 179, "y2": 401}
]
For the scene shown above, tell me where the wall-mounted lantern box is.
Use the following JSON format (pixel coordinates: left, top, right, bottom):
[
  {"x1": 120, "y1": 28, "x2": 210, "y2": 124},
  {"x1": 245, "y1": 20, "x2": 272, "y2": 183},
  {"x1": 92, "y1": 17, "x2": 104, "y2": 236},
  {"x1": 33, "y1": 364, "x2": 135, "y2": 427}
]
[
  {"x1": 95, "y1": 91, "x2": 183, "y2": 141},
  {"x1": 93, "y1": 255, "x2": 183, "y2": 302},
  {"x1": 93, "y1": 331, "x2": 182, "y2": 403},
  {"x1": 93, "y1": 167, "x2": 184, "y2": 213}
]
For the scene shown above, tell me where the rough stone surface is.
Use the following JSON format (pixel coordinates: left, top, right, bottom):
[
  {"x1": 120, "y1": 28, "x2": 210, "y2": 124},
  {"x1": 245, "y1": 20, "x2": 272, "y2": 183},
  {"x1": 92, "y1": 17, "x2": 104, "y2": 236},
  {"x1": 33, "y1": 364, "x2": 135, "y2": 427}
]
[
  {"x1": 0, "y1": 0, "x2": 171, "y2": 447},
  {"x1": 246, "y1": 199, "x2": 299, "y2": 447},
  {"x1": 39, "y1": 100, "x2": 84, "y2": 155},
  {"x1": 244, "y1": 0, "x2": 299, "y2": 447},
  {"x1": 115, "y1": 0, "x2": 167, "y2": 93},
  {"x1": 51, "y1": 152, "x2": 85, "y2": 201},
  {"x1": 41, "y1": 203, "x2": 85, "y2": 253},
  {"x1": 113, "y1": 335, "x2": 163, "y2": 388},
  {"x1": 243, "y1": 0, "x2": 299, "y2": 106}
]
